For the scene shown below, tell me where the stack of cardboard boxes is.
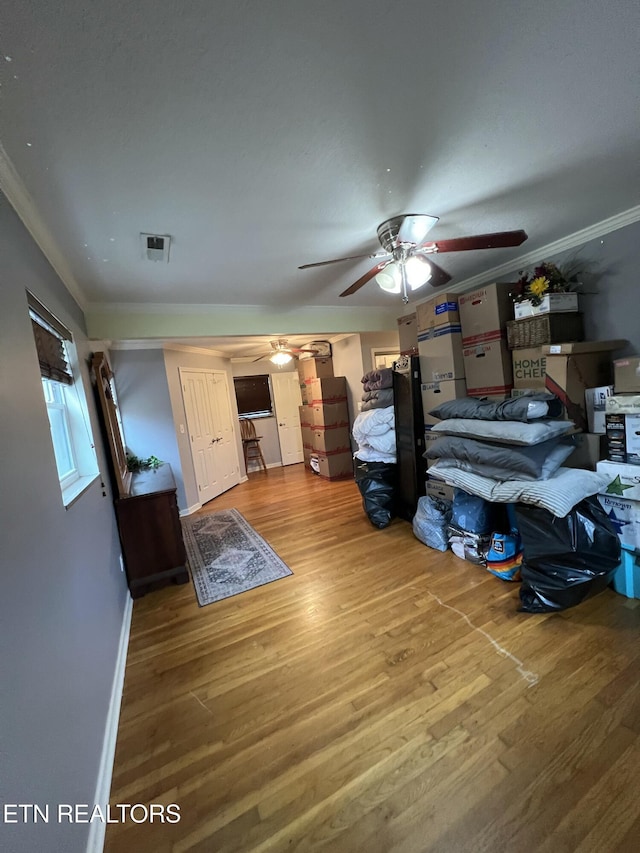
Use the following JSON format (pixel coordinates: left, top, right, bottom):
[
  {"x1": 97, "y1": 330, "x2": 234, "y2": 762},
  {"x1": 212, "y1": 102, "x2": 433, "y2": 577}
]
[
  {"x1": 416, "y1": 292, "x2": 467, "y2": 503},
  {"x1": 297, "y1": 357, "x2": 353, "y2": 481},
  {"x1": 595, "y1": 357, "x2": 640, "y2": 595}
]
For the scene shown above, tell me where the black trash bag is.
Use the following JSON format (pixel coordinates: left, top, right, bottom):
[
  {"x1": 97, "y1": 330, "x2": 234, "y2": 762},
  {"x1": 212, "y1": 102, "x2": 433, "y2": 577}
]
[
  {"x1": 515, "y1": 496, "x2": 621, "y2": 613},
  {"x1": 354, "y1": 458, "x2": 397, "y2": 529}
]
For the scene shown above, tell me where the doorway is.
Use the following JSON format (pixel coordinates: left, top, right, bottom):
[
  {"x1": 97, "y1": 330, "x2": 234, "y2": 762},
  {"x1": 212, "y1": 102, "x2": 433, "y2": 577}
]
[{"x1": 179, "y1": 368, "x2": 241, "y2": 504}]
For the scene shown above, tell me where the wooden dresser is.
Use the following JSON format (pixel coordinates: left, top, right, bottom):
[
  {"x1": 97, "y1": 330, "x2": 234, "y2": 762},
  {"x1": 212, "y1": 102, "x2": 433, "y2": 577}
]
[
  {"x1": 115, "y1": 465, "x2": 189, "y2": 598},
  {"x1": 91, "y1": 351, "x2": 190, "y2": 599}
]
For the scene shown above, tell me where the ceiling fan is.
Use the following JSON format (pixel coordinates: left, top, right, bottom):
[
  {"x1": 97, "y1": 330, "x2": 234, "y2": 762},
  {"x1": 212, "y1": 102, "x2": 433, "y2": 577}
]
[
  {"x1": 253, "y1": 339, "x2": 329, "y2": 365},
  {"x1": 298, "y1": 214, "x2": 528, "y2": 303}
]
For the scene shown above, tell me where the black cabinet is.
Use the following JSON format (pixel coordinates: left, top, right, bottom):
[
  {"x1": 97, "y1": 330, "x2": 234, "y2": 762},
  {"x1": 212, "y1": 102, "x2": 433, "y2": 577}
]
[{"x1": 393, "y1": 356, "x2": 426, "y2": 521}]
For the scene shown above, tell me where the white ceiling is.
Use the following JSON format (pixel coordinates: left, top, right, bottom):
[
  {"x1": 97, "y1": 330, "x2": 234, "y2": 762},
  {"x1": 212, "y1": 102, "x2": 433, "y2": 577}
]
[{"x1": 1, "y1": 0, "x2": 639, "y2": 355}]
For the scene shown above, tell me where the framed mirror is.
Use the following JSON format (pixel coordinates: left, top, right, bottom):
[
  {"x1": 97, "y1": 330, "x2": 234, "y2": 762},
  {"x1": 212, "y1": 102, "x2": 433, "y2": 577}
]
[{"x1": 91, "y1": 351, "x2": 131, "y2": 498}]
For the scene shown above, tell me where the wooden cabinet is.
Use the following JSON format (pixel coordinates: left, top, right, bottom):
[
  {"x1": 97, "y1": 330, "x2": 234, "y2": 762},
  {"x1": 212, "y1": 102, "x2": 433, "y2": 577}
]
[
  {"x1": 393, "y1": 355, "x2": 426, "y2": 521},
  {"x1": 91, "y1": 351, "x2": 190, "y2": 598},
  {"x1": 115, "y1": 465, "x2": 189, "y2": 598}
]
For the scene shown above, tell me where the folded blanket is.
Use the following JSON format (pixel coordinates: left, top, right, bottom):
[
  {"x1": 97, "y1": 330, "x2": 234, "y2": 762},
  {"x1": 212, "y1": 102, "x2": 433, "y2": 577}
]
[
  {"x1": 362, "y1": 367, "x2": 394, "y2": 391},
  {"x1": 429, "y1": 462, "x2": 609, "y2": 518},
  {"x1": 361, "y1": 388, "x2": 394, "y2": 410},
  {"x1": 352, "y1": 407, "x2": 397, "y2": 455},
  {"x1": 429, "y1": 393, "x2": 563, "y2": 423}
]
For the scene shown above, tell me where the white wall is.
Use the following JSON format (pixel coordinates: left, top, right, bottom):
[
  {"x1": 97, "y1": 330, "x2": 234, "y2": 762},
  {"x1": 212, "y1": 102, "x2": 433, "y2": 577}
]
[{"x1": 0, "y1": 192, "x2": 128, "y2": 853}]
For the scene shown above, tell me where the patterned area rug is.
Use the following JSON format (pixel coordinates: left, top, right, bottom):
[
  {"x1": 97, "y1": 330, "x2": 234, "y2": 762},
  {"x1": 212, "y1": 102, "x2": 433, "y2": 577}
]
[{"x1": 181, "y1": 508, "x2": 293, "y2": 607}]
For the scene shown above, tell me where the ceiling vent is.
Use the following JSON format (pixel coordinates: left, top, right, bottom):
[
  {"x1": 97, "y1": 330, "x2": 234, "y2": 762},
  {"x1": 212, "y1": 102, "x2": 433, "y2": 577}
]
[{"x1": 140, "y1": 233, "x2": 171, "y2": 262}]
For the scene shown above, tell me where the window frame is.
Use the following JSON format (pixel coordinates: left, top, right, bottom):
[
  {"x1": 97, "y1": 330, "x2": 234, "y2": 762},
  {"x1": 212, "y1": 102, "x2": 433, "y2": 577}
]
[{"x1": 29, "y1": 293, "x2": 100, "y2": 508}]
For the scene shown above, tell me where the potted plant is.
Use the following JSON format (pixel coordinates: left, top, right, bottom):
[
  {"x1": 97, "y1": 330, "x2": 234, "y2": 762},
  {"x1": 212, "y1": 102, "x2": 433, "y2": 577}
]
[{"x1": 510, "y1": 261, "x2": 581, "y2": 318}]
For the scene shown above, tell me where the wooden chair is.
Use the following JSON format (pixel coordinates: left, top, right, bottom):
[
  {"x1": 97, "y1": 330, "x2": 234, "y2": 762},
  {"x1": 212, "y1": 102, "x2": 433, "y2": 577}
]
[{"x1": 239, "y1": 417, "x2": 267, "y2": 472}]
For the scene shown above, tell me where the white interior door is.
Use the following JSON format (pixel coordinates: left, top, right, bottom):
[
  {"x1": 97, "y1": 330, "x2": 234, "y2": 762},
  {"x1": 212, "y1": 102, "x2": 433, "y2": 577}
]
[
  {"x1": 180, "y1": 369, "x2": 240, "y2": 504},
  {"x1": 271, "y1": 371, "x2": 304, "y2": 466}
]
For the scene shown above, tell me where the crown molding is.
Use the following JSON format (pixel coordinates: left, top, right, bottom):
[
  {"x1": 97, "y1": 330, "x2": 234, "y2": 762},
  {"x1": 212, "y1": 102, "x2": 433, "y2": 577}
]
[
  {"x1": 0, "y1": 141, "x2": 88, "y2": 311},
  {"x1": 430, "y1": 204, "x2": 640, "y2": 298},
  {"x1": 108, "y1": 339, "x2": 227, "y2": 357}
]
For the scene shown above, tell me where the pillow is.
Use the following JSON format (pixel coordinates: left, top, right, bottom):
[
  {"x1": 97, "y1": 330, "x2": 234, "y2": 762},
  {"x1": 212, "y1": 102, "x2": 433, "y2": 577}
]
[
  {"x1": 428, "y1": 393, "x2": 562, "y2": 423},
  {"x1": 424, "y1": 435, "x2": 570, "y2": 479},
  {"x1": 434, "y1": 442, "x2": 574, "y2": 482},
  {"x1": 430, "y1": 418, "x2": 574, "y2": 446},
  {"x1": 428, "y1": 462, "x2": 610, "y2": 517}
]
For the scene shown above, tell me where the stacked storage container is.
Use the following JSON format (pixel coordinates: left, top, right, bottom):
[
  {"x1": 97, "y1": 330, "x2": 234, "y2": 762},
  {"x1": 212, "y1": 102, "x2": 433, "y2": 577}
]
[{"x1": 297, "y1": 355, "x2": 353, "y2": 481}]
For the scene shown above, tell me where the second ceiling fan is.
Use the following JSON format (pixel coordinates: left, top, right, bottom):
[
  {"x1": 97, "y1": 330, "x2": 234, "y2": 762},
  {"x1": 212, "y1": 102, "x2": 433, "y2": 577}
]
[{"x1": 299, "y1": 214, "x2": 528, "y2": 302}]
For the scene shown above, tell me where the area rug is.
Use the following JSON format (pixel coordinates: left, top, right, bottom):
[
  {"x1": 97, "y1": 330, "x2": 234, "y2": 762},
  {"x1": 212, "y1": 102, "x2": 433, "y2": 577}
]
[{"x1": 181, "y1": 508, "x2": 292, "y2": 607}]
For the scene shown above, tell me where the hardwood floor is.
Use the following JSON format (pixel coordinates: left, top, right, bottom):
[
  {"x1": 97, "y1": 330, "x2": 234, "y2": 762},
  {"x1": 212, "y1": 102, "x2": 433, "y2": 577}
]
[{"x1": 105, "y1": 464, "x2": 640, "y2": 853}]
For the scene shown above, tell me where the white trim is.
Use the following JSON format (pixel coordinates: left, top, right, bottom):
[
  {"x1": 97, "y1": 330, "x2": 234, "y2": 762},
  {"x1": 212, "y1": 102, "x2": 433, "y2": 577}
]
[
  {"x1": 179, "y1": 502, "x2": 202, "y2": 517},
  {"x1": 424, "y1": 204, "x2": 640, "y2": 297},
  {"x1": 0, "y1": 141, "x2": 88, "y2": 310},
  {"x1": 108, "y1": 340, "x2": 228, "y2": 357},
  {"x1": 85, "y1": 591, "x2": 133, "y2": 853}
]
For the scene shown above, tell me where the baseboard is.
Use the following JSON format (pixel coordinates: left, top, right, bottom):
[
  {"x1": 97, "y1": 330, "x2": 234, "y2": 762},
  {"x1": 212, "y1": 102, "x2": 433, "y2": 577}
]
[
  {"x1": 179, "y1": 502, "x2": 201, "y2": 517},
  {"x1": 85, "y1": 591, "x2": 133, "y2": 853}
]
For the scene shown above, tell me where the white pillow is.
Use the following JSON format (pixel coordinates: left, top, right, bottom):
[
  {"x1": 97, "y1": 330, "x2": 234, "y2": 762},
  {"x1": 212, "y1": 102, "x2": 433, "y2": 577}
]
[
  {"x1": 430, "y1": 418, "x2": 574, "y2": 446},
  {"x1": 429, "y1": 463, "x2": 610, "y2": 518}
]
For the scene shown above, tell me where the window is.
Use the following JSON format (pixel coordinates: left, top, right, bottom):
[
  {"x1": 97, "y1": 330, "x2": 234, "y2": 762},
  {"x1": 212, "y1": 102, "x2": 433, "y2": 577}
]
[
  {"x1": 233, "y1": 375, "x2": 273, "y2": 418},
  {"x1": 28, "y1": 292, "x2": 99, "y2": 507}
]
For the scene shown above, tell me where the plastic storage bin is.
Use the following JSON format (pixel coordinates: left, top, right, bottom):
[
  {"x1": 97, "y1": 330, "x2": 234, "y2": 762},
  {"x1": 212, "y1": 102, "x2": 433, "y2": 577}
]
[{"x1": 612, "y1": 545, "x2": 640, "y2": 599}]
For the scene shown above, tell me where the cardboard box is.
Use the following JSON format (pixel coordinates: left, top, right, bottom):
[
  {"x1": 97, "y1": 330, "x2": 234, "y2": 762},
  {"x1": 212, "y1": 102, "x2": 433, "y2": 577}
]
[
  {"x1": 310, "y1": 401, "x2": 349, "y2": 428},
  {"x1": 585, "y1": 386, "x2": 614, "y2": 433},
  {"x1": 425, "y1": 477, "x2": 454, "y2": 503},
  {"x1": 306, "y1": 376, "x2": 347, "y2": 405},
  {"x1": 463, "y1": 339, "x2": 513, "y2": 397},
  {"x1": 513, "y1": 292, "x2": 579, "y2": 319},
  {"x1": 564, "y1": 433, "x2": 607, "y2": 471},
  {"x1": 298, "y1": 404, "x2": 312, "y2": 427},
  {"x1": 310, "y1": 425, "x2": 352, "y2": 455},
  {"x1": 315, "y1": 450, "x2": 354, "y2": 480},
  {"x1": 596, "y1": 493, "x2": 640, "y2": 550},
  {"x1": 614, "y1": 357, "x2": 640, "y2": 393},
  {"x1": 421, "y1": 379, "x2": 468, "y2": 426},
  {"x1": 416, "y1": 292, "x2": 460, "y2": 331},
  {"x1": 605, "y1": 395, "x2": 640, "y2": 465},
  {"x1": 397, "y1": 312, "x2": 419, "y2": 355},
  {"x1": 510, "y1": 388, "x2": 542, "y2": 398},
  {"x1": 541, "y1": 340, "x2": 626, "y2": 355},
  {"x1": 512, "y1": 347, "x2": 547, "y2": 389},
  {"x1": 596, "y1": 460, "x2": 640, "y2": 502},
  {"x1": 297, "y1": 357, "x2": 334, "y2": 382},
  {"x1": 418, "y1": 324, "x2": 465, "y2": 381},
  {"x1": 544, "y1": 350, "x2": 616, "y2": 431},
  {"x1": 301, "y1": 424, "x2": 314, "y2": 449},
  {"x1": 458, "y1": 282, "x2": 514, "y2": 343}
]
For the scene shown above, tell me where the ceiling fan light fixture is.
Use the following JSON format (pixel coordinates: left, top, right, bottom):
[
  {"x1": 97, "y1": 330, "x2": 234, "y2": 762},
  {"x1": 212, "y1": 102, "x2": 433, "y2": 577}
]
[
  {"x1": 405, "y1": 256, "x2": 432, "y2": 289},
  {"x1": 375, "y1": 263, "x2": 401, "y2": 293},
  {"x1": 270, "y1": 351, "x2": 293, "y2": 365}
]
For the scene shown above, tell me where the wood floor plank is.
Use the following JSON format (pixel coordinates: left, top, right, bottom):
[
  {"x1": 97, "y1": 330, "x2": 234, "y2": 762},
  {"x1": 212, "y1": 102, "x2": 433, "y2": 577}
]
[{"x1": 105, "y1": 464, "x2": 640, "y2": 852}]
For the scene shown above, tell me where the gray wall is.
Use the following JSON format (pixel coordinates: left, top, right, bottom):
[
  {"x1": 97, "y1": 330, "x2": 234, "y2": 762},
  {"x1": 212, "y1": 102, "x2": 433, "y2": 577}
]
[
  {"x1": 111, "y1": 348, "x2": 187, "y2": 508},
  {"x1": 0, "y1": 194, "x2": 128, "y2": 852}
]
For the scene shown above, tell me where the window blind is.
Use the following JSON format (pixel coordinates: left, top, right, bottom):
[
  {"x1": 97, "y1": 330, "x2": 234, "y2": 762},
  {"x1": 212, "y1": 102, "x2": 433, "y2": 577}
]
[{"x1": 27, "y1": 292, "x2": 73, "y2": 385}]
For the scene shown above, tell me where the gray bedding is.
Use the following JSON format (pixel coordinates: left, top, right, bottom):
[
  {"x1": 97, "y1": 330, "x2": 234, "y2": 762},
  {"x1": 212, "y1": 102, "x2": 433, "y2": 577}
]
[
  {"x1": 428, "y1": 393, "x2": 562, "y2": 423},
  {"x1": 424, "y1": 434, "x2": 572, "y2": 479}
]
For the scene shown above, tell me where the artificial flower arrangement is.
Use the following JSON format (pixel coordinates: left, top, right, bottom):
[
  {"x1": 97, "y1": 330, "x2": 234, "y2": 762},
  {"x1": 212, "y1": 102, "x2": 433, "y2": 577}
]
[
  {"x1": 510, "y1": 261, "x2": 580, "y2": 307},
  {"x1": 126, "y1": 452, "x2": 163, "y2": 473}
]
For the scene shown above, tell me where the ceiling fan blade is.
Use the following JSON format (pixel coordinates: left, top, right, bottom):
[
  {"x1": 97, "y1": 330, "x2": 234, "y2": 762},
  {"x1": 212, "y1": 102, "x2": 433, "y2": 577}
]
[
  {"x1": 298, "y1": 251, "x2": 389, "y2": 270},
  {"x1": 339, "y1": 260, "x2": 390, "y2": 297},
  {"x1": 424, "y1": 229, "x2": 528, "y2": 253},
  {"x1": 425, "y1": 259, "x2": 453, "y2": 288},
  {"x1": 396, "y1": 214, "x2": 439, "y2": 245}
]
